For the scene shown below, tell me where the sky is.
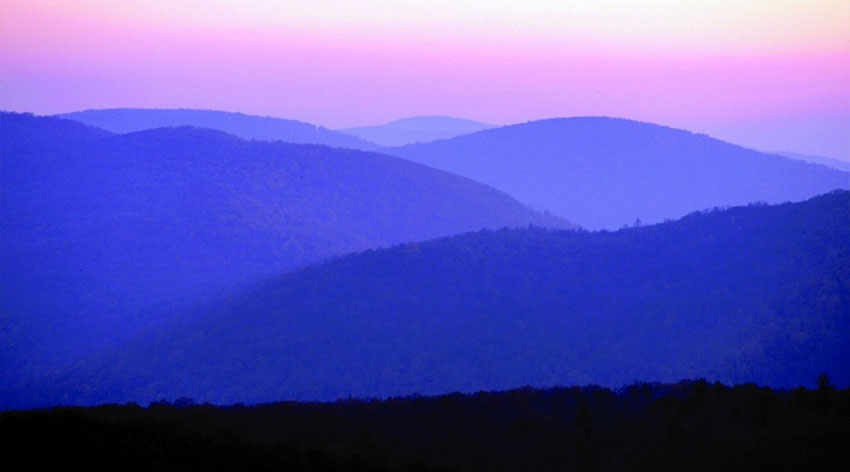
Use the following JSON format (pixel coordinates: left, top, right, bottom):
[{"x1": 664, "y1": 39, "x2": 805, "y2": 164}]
[{"x1": 2, "y1": 0, "x2": 849, "y2": 159}]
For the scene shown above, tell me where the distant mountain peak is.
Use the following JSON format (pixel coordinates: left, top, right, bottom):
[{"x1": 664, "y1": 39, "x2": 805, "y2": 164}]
[
  {"x1": 340, "y1": 116, "x2": 495, "y2": 146},
  {"x1": 379, "y1": 115, "x2": 495, "y2": 129}
]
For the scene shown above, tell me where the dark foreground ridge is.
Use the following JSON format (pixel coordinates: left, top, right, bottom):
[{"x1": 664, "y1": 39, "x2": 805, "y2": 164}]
[{"x1": 3, "y1": 380, "x2": 848, "y2": 471}]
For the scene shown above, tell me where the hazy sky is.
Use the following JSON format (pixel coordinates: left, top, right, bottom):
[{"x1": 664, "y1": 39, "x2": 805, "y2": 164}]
[{"x1": 2, "y1": 0, "x2": 849, "y2": 158}]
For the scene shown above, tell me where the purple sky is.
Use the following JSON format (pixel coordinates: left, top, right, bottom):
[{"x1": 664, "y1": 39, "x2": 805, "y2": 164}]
[{"x1": 2, "y1": 0, "x2": 848, "y2": 159}]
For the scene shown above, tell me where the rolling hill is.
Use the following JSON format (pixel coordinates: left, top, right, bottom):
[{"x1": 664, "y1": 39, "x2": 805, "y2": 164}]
[
  {"x1": 340, "y1": 116, "x2": 494, "y2": 146},
  {"x1": 19, "y1": 191, "x2": 848, "y2": 408},
  {"x1": 387, "y1": 117, "x2": 850, "y2": 229},
  {"x1": 59, "y1": 108, "x2": 380, "y2": 150},
  {"x1": 0, "y1": 112, "x2": 568, "y2": 395}
]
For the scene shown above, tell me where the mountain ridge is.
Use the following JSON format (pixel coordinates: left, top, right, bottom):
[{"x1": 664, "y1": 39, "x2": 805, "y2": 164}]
[
  {"x1": 1, "y1": 111, "x2": 569, "y2": 396},
  {"x1": 58, "y1": 108, "x2": 381, "y2": 150},
  {"x1": 775, "y1": 150, "x2": 850, "y2": 172},
  {"x1": 387, "y1": 116, "x2": 849, "y2": 229},
  {"x1": 341, "y1": 115, "x2": 494, "y2": 146},
  {"x1": 13, "y1": 190, "x2": 847, "y2": 408}
]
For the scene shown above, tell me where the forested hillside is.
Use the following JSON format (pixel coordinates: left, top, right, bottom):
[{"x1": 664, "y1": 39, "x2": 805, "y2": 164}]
[
  {"x1": 1, "y1": 112, "x2": 567, "y2": 398},
  {"x1": 18, "y1": 191, "x2": 847, "y2": 408}
]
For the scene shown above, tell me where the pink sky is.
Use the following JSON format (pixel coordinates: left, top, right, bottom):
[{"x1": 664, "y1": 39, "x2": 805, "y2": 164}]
[{"x1": 2, "y1": 0, "x2": 849, "y2": 158}]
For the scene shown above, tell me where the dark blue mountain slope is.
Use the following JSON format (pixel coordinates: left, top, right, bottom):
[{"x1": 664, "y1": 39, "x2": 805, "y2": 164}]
[
  {"x1": 1, "y1": 112, "x2": 568, "y2": 396},
  {"x1": 17, "y1": 191, "x2": 847, "y2": 408}
]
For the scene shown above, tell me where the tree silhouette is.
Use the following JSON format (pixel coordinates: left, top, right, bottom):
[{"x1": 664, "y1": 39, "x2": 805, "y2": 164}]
[{"x1": 817, "y1": 373, "x2": 834, "y2": 392}]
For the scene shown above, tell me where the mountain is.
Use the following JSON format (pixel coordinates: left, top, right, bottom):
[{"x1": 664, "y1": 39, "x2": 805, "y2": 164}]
[
  {"x1": 0, "y1": 112, "x2": 569, "y2": 394},
  {"x1": 20, "y1": 191, "x2": 848, "y2": 408},
  {"x1": 386, "y1": 117, "x2": 850, "y2": 229},
  {"x1": 775, "y1": 151, "x2": 850, "y2": 172},
  {"x1": 340, "y1": 116, "x2": 494, "y2": 146},
  {"x1": 58, "y1": 108, "x2": 380, "y2": 150}
]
